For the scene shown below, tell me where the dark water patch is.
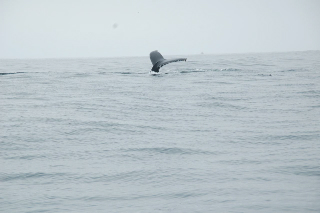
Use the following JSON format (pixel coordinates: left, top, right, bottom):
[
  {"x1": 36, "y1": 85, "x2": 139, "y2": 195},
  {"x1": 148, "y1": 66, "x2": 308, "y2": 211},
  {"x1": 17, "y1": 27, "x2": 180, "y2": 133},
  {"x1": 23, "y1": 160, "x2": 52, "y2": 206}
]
[
  {"x1": 0, "y1": 72, "x2": 16, "y2": 75},
  {"x1": 78, "y1": 189, "x2": 207, "y2": 202},
  {"x1": 0, "y1": 72, "x2": 25, "y2": 75},
  {"x1": 265, "y1": 134, "x2": 319, "y2": 141},
  {"x1": 202, "y1": 94, "x2": 251, "y2": 102},
  {"x1": 275, "y1": 83, "x2": 315, "y2": 87},
  {"x1": 149, "y1": 73, "x2": 164, "y2": 77},
  {"x1": 310, "y1": 104, "x2": 320, "y2": 109},
  {"x1": 4, "y1": 154, "x2": 46, "y2": 160},
  {"x1": 220, "y1": 68, "x2": 242, "y2": 71},
  {"x1": 72, "y1": 73, "x2": 92, "y2": 77},
  {"x1": 297, "y1": 89, "x2": 320, "y2": 95},
  {"x1": 0, "y1": 172, "x2": 67, "y2": 182},
  {"x1": 62, "y1": 121, "x2": 149, "y2": 136},
  {"x1": 164, "y1": 190, "x2": 208, "y2": 199},
  {"x1": 277, "y1": 165, "x2": 320, "y2": 177},
  {"x1": 180, "y1": 70, "x2": 206, "y2": 73},
  {"x1": 118, "y1": 72, "x2": 133, "y2": 74},
  {"x1": 77, "y1": 193, "x2": 155, "y2": 202},
  {"x1": 99, "y1": 71, "x2": 135, "y2": 75},
  {"x1": 214, "y1": 81, "x2": 234, "y2": 84},
  {"x1": 197, "y1": 101, "x2": 250, "y2": 110},
  {"x1": 86, "y1": 170, "x2": 145, "y2": 183},
  {"x1": 280, "y1": 69, "x2": 298, "y2": 72},
  {"x1": 258, "y1": 74, "x2": 272, "y2": 76},
  {"x1": 122, "y1": 147, "x2": 218, "y2": 155},
  {"x1": 220, "y1": 159, "x2": 273, "y2": 166}
]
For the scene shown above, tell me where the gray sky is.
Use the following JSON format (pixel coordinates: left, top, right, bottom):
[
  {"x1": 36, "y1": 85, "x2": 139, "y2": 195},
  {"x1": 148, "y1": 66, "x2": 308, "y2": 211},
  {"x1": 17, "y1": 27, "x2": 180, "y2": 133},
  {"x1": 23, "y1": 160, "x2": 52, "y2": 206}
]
[{"x1": 1, "y1": 0, "x2": 319, "y2": 58}]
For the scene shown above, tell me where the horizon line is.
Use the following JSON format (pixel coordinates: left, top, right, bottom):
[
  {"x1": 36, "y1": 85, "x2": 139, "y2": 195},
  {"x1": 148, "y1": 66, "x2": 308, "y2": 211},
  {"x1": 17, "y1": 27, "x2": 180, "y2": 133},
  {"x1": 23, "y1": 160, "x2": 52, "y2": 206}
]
[{"x1": 0, "y1": 49, "x2": 319, "y2": 60}]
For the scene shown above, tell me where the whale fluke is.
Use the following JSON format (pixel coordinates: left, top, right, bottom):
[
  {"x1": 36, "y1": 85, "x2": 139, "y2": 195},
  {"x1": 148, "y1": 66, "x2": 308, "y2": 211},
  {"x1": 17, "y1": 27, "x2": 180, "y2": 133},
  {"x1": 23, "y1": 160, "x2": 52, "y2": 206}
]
[{"x1": 150, "y1": 50, "x2": 187, "y2": 72}]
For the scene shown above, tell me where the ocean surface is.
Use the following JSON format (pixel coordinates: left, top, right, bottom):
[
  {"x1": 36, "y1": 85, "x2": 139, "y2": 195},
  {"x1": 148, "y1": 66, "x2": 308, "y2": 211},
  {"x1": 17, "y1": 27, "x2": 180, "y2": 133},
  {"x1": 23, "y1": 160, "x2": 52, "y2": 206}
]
[{"x1": 1, "y1": 51, "x2": 320, "y2": 212}]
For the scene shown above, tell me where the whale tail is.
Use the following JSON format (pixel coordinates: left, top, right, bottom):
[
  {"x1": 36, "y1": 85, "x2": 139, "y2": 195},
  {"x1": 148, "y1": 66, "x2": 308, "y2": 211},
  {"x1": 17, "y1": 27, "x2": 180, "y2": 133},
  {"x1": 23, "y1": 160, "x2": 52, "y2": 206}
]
[{"x1": 150, "y1": 50, "x2": 187, "y2": 72}]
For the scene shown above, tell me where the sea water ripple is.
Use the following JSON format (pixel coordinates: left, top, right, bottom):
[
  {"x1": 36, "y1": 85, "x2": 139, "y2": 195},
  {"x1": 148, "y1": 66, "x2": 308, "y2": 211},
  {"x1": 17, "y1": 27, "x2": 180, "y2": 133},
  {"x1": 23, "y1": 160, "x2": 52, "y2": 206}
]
[{"x1": 1, "y1": 51, "x2": 320, "y2": 212}]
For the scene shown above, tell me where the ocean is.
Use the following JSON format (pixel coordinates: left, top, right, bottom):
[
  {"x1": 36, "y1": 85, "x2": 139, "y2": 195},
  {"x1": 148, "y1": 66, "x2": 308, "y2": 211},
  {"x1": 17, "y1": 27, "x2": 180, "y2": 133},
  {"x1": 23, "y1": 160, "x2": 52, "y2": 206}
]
[{"x1": 1, "y1": 51, "x2": 320, "y2": 212}]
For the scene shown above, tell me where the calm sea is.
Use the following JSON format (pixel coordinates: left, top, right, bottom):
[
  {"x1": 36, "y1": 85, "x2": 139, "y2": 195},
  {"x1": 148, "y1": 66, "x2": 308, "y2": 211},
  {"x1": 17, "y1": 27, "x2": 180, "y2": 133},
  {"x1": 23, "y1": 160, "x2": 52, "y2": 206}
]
[{"x1": 1, "y1": 51, "x2": 320, "y2": 212}]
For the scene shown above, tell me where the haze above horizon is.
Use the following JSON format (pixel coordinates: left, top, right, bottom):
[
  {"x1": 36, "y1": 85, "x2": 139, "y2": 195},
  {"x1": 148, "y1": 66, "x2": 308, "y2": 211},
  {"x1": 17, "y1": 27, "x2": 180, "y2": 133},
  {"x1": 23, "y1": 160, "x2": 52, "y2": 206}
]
[{"x1": 1, "y1": 0, "x2": 319, "y2": 59}]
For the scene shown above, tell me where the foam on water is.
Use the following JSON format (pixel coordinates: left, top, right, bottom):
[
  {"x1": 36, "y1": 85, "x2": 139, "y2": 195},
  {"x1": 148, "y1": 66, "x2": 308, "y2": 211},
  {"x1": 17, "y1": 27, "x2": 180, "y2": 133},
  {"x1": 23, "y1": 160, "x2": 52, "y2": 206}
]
[{"x1": 1, "y1": 51, "x2": 320, "y2": 212}]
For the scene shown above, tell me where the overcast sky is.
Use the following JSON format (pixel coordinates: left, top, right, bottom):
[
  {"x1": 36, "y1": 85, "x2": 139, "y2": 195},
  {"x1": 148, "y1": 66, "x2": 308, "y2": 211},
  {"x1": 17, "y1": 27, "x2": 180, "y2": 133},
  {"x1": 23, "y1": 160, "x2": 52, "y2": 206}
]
[{"x1": 1, "y1": 0, "x2": 319, "y2": 58}]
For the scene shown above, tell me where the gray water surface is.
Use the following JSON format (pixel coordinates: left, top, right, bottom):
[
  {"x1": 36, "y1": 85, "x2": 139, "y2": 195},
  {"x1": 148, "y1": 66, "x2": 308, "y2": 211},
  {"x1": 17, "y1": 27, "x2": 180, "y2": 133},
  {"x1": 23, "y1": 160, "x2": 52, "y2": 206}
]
[{"x1": 1, "y1": 51, "x2": 320, "y2": 212}]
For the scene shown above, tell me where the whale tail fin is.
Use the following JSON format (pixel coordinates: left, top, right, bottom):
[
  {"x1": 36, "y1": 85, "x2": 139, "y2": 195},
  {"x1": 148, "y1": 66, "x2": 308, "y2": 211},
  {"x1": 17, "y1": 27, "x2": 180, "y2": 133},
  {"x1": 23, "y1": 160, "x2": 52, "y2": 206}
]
[
  {"x1": 150, "y1": 50, "x2": 164, "y2": 66},
  {"x1": 150, "y1": 50, "x2": 187, "y2": 72}
]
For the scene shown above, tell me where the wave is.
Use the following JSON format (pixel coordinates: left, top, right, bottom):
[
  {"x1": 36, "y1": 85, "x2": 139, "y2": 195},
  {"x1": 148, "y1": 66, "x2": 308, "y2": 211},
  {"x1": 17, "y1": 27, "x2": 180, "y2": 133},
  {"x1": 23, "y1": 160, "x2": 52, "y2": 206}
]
[
  {"x1": 0, "y1": 172, "x2": 67, "y2": 182},
  {"x1": 180, "y1": 69, "x2": 206, "y2": 73},
  {"x1": 0, "y1": 72, "x2": 25, "y2": 75},
  {"x1": 220, "y1": 68, "x2": 242, "y2": 71},
  {"x1": 122, "y1": 147, "x2": 218, "y2": 155},
  {"x1": 280, "y1": 69, "x2": 298, "y2": 72}
]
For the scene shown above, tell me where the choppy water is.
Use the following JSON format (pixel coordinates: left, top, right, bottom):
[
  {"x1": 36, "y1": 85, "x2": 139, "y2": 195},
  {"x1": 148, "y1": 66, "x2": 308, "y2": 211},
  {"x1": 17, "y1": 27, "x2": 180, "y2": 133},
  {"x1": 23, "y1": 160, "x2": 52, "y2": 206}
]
[{"x1": 1, "y1": 51, "x2": 320, "y2": 212}]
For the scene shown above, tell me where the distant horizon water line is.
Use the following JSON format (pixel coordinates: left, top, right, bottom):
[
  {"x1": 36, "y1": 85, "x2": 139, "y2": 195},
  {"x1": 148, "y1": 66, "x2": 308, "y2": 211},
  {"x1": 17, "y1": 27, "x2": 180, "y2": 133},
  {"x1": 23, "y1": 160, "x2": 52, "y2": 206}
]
[{"x1": 0, "y1": 49, "x2": 319, "y2": 60}]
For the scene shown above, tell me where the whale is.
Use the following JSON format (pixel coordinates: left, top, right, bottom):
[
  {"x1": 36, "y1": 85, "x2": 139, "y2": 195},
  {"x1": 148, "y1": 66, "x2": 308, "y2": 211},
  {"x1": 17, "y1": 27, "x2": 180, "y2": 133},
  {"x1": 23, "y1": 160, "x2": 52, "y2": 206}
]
[{"x1": 150, "y1": 50, "x2": 187, "y2": 72}]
